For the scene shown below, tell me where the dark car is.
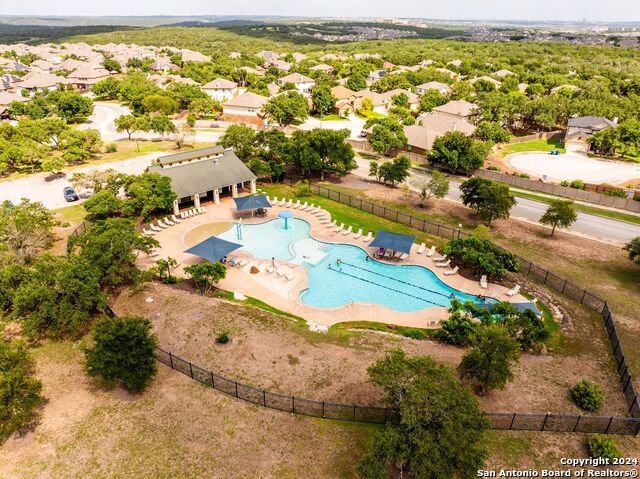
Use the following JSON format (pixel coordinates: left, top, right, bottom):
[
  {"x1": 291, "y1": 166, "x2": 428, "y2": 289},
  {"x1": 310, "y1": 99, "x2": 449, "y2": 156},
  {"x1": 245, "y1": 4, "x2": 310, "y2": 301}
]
[{"x1": 63, "y1": 186, "x2": 79, "y2": 202}]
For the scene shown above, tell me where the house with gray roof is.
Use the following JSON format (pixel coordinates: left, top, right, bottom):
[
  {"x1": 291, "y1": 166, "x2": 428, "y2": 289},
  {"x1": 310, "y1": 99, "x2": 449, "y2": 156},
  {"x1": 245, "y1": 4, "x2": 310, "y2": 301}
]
[
  {"x1": 148, "y1": 146, "x2": 257, "y2": 212},
  {"x1": 565, "y1": 116, "x2": 618, "y2": 151}
]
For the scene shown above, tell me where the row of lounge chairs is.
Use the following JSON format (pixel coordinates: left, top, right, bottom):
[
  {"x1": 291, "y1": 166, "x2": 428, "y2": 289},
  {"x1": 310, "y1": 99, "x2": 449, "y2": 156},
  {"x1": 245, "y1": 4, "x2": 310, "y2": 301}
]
[
  {"x1": 264, "y1": 264, "x2": 296, "y2": 282},
  {"x1": 142, "y1": 207, "x2": 207, "y2": 236}
]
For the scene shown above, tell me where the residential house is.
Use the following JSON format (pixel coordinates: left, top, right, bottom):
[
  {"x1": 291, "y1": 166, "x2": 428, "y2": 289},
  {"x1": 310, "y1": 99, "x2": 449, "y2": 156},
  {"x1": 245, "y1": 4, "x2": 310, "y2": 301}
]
[
  {"x1": 352, "y1": 90, "x2": 389, "y2": 115},
  {"x1": 447, "y1": 59, "x2": 462, "y2": 67},
  {"x1": 551, "y1": 84, "x2": 581, "y2": 94},
  {"x1": 271, "y1": 60, "x2": 292, "y2": 72},
  {"x1": 19, "y1": 71, "x2": 68, "y2": 93},
  {"x1": 320, "y1": 53, "x2": 346, "y2": 61},
  {"x1": 415, "y1": 81, "x2": 452, "y2": 96},
  {"x1": 402, "y1": 112, "x2": 476, "y2": 155},
  {"x1": 292, "y1": 52, "x2": 307, "y2": 62},
  {"x1": 239, "y1": 66, "x2": 265, "y2": 77},
  {"x1": 67, "y1": 66, "x2": 110, "y2": 90},
  {"x1": 419, "y1": 111, "x2": 476, "y2": 136},
  {"x1": 222, "y1": 91, "x2": 269, "y2": 124},
  {"x1": 229, "y1": 52, "x2": 242, "y2": 60},
  {"x1": 150, "y1": 56, "x2": 178, "y2": 73},
  {"x1": 367, "y1": 70, "x2": 386, "y2": 86},
  {"x1": 381, "y1": 89, "x2": 420, "y2": 111},
  {"x1": 180, "y1": 49, "x2": 211, "y2": 63},
  {"x1": 29, "y1": 59, "x2": 54, "y2": 72},
  {"x1": 435, "y1": 67, "x2": 459, "y2": 79},
  {"x1": 470, "y1": 75, "x2": 502, "y2": 89},
  {"x1": 277, "y1": 73, "x2": 315, "y2": 95},
  {"x1": 330, "y1": 85, "x2": 356, "y2": 101},
  {"x1": 148, "y1": 146, "x2": 257, "y2": 211},
  {"x1": 432, "y1": 100, "x2": 477, "y2": 122},
  {"x1": 565, "y1": 116, "x2": 617, "y2": 152},
  {"x1": 309, "y1": 63, "x2": 334, "y2": 74},
  {"x1": 202, "y1": 78, "x2": 239, "y2": 102}
]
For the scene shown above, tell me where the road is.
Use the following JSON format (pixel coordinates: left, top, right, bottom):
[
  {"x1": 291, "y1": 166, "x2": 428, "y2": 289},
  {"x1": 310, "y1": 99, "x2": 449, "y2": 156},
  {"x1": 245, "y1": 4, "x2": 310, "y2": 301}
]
[{"x1": 353, "y1": 157, "x2": 640, "y2": 245}]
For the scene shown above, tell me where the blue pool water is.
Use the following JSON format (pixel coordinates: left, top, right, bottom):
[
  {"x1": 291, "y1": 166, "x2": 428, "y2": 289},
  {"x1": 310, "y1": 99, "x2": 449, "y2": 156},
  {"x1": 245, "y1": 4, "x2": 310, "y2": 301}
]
[{"x1": 216, "y1": 218, "x2": 486, "y2": 312}]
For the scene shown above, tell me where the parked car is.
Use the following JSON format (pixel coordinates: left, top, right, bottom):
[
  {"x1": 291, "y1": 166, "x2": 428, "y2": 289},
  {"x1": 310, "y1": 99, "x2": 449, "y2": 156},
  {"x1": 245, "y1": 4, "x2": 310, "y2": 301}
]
[{"x1": 63, "y1": 186, "x2": 79, "y2": 202}]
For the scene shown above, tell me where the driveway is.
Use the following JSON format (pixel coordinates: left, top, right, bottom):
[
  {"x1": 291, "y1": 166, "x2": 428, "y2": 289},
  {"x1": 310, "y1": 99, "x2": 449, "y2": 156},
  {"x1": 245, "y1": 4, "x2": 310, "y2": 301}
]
[{"x1": 352, "y1": 157, "x2": 640, "y2": 245}]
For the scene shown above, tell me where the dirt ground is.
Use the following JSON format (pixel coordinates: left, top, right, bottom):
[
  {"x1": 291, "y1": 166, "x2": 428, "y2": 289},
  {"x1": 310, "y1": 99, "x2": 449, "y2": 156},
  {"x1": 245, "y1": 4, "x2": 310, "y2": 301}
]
[{"x1": 110, "y1": 282, "x2": 628, "y2": 416}]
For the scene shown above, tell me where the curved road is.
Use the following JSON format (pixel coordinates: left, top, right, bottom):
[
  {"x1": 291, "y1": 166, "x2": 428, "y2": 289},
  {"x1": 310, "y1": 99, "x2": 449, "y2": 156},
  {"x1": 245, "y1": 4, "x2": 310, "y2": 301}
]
[{"x1": 353, "y1": 157, "x2": 640, "y2": 246}]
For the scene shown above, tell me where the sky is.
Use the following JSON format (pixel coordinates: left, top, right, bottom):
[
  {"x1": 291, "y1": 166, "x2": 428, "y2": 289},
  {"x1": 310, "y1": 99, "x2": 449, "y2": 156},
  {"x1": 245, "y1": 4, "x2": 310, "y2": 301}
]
[{"x1": 3, "y1": 0, "x2": 640, "y2": 23}]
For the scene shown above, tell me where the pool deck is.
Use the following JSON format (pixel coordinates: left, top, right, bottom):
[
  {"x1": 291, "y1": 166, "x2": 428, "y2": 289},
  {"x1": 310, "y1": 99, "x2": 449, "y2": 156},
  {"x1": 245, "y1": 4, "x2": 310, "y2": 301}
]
[{"x1": 138, "y1": 197, "x2": 526, "y2": 329}]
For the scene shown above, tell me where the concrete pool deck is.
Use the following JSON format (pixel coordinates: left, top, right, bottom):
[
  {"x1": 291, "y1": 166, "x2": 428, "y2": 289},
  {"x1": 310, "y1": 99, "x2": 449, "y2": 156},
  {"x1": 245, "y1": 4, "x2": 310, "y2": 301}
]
[{"x1": 138, "y1": 197, "x2": 525, "y2": 329}]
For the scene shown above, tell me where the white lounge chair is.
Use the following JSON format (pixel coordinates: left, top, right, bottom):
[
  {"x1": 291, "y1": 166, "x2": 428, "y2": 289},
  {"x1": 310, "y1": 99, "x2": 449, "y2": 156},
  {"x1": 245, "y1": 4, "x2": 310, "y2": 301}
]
[
  {"x1": 436, "y1": 259, "x2": 451, "y2": 268},
  {"x1": 363, "y1": 231, "x2": 372, "y2": 242},
  {"x1": 142, "y1": 227, "x2": 156, "y2": 235},
  {"x1": 326, "y1": 219, "x2": 337, "y2": 229},
  {"x1": 434, "y1": 254, "x2": 447, "y2": 262},
  {"x1": 426, "y1": 246, "x2": 436, "y2": 257},
  {"x1": 275, "y1": 268, "x2": 286, "y2": 277},
  {"x1": 150, "y1": 223, "x2": 162, "y2": 232},
  {"x1": 306, "y1": 203, "x2": 315, "y2": 212},
  {"x1": 237, "y1": 258, "x2": 249, "y2": 267},
  {"x1": 186, "y1": 209, "x2": 193, "y2": 217},
  {"x1": 286, "y1": 199, "x2": 293, "y2": 207},
  {"x1": 444, "y1": 266, "x2": 459, "y2": 276},
  {"x1": 301, "y1": 201, "x2": 308, "y2": 211},
  {"x1": 342, "y1": 225, "x2": 352, "y2": 236},
  {"x1": 506, "y1": 284, "x2": 521, "y2": 297},
  {"x1": 278, "y1": 198, "x2": 285, "y2": 207},
  {"x1": 171, "y1": 214, "x2": 181, "y2": 224},
  {"x1": 320, "y1": 217, "x2": 331, "y2": 224},
  {"x1": 265, "y1": 265, "x2": 276, "y2": 274},
  {"x1": 180, "y1": 212, "x2": 186, "y2": 220},
  {"x1": 354, "y1": 228, "x2": 362, "y2": 239},
  {"x1": 416, "y1": 243, "x2": 426, "y2": 254},
  {"x1": 284, "y1": 270, "x2": 295, "y2": 281},
  {"x1": 156, "y1": 220, "x2": 169, "y2": 229},
  {"x1": 163, "y1": 217, "x2": 175, "y2": 226},
  {"x1": 200, "y1": 206, "x2": 206, "y2": 214},
  {"x1": 399, "y1": 253, "x2": 409, "y2": 260},
  {"x1": 334, "y1": 223, "x2": 344, "y2": 233},
  {"x1": 271, "y1": 197, "x2": 278, "y2": 205},
  {"x1": 480, "y1": 275, "x2": 488, "y2": 289},
  {"x1": 293, "y1": 200, "x2": 301, "y2": 209}
]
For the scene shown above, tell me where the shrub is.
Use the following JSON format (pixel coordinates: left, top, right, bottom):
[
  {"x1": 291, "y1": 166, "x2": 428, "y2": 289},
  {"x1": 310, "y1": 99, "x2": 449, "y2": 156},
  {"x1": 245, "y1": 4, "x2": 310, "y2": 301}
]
[
  {"x1": 84, "y1": 316, "x2": 158, "y2": 392},
  {"x1": 435, "y1": 305, "x2": 478, "y2": 346},
  {"x1": 105, "y1": 143, "x2": 118, "y2": 153},
  {"x1": 603, "y1": 188, "x2": 627, "y2": 198},
  {"x1": 588, "y1": 436, "x2": 621, "y2": 461},
  {"x1": 295, "y1": 179, "x2": 312, "y2": 197},
  {"x1": 216, "y1": 330, "x2": 230, "y2": 344},
  {"x1": 560, "y1": 180, "x2": 570, "y2": 187},
  {"x1": 402, "y1": 328, "x2": 426, "y2": 340},
  {"x1": 570, "y1": 179, "x2": 584, "y2": 190},
  {"x1": 487, "y1": 166, "x2": 501, "y2": 172},
  {"x1": 571, "y1": 379, "x2": 604, "y2": 412},
  {"x1": 0, "y1": 340, "x2": 43, "y2": 442},
  {"x1": 444, "y1": 236, "x2": 519, "y2": 277}
]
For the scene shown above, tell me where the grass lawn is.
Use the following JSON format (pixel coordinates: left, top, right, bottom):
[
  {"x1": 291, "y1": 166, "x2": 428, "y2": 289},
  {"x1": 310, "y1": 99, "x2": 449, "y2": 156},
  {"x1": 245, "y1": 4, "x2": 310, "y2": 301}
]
[
  {"x1": 498, "y1": 138, "x2": 566, "y2": 158},
  {"x1": 52, "y1": 204, "x2": 87, "y2": 226},
  {"x1": 510, "y1": 190, "x2": 640, "y2": 225},
  {"x1": 355, "y1": 111, "x2": 387, "y2": 120},
  {"x1": 313, "y1": 114, "x2": 348, "y2": 121}
]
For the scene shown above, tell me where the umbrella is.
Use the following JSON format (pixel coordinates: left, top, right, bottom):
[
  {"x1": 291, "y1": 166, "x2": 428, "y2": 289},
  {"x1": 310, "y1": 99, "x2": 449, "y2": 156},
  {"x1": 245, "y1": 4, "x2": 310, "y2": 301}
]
[{"x1": 184, "y1": 236, "x2": 242, "y2": 263}]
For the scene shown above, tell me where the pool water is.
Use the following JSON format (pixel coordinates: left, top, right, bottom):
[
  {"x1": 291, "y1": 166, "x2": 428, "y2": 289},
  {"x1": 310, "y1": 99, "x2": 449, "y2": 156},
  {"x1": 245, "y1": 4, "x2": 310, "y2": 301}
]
[{"x1": 216, "y1": 218, "x2": 486, "y2": 312}]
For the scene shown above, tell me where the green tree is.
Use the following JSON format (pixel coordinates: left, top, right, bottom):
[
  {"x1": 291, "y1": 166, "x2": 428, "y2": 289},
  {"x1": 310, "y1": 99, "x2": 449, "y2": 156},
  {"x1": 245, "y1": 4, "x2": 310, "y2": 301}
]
[
  {"x1": 115, "y1": 114, "x2": 142, "y2": 141},
  {"x1": 378, "y1": 155, "x2": 411, "y2": 185},
  {"x1": 623, "y1": 237, "x2": 640, "y2": 265},
  {"x1": 46, "y1": 90, "x2": 94, "y2": 122},
  {"x1": 365, "y1": 117, "x2": 407, "y2": 155},
  {"x1": 83, "y1": 189, "x2": 124, "y2": 219},
  {"x1": 41, "y1": 157, "x2": 65, "y2": 176},
  {"x1": 0, "y1": 199, "x2": 55, "y2": 266},
  {"x1": 428, "y1": 131, "x2": 489, "y2": 173},
  {"x1": 458, "y1": 326, "x2": 520, "y2": 394},
  {"x1": 444, "y1": 236, "x2": 520, "y2": 277},
  {"x1": 218, "y1": 124, "x2": 256, "y2": 161},
  {"x1": 419, "y1": 89, "x2": 447, "y2": 112},
  {"x1": 539, "y1": 200, "x2": 578, "y2": 236},
  {"x1": 263, "y1": 91, "x2": 309, "y2": 127},
  {"x1": 122, "y1": 172, "x2": 177, "y2": 219},
  {"x1": 142, "y1": 94, "x2": 179, "y2": 115},
  {"x1": 184, "y1": 262, "x2": 227, "y2": 294},
  {"x1": 435, "y1": 300, "x2": 479, "y2": 346},
  {"x1": 149, "y1": 114, "x2": 177, "y2": 138},
  {"x1": 101, "y1": 58, "x2": 121, "y2": 72},
  {"x1": 0, "y1": 340, "x2": 43, "y2": 441},
  {"x1": 345, "y1": 74, "x2": 366, "y2": 91},
  {"x1": 571, "y1": 379, "x2": 604, "y2": 412},
  {"x1": 92, "y1": 77, "x2": 121, "y2": 99},
  {"x1": 60, "y1": 129, "x2": 103, "y2": 164},
  {"x1": 359, "y1": 350, "x2": 488, "y2": 478},
  {"x1": 311, "y1": 85, "x2": 337, "y2": 116},
  {"x1": 287, "y1": 129, "x2": 355, "y2": 180},
  {"x1": 85, "y1": 316, "x2": 157, "y2": 392},
  {"x1": 368, "y1": 160, "x2": 380, "y2": 182},
  {"x1": 418, "y1": 170, "x2": 449, "y2": 205},
  {"x1": 460, "y1": 177, "x2": 516, "y2": 225},
  {"x1": 475, "y1": 121, "x2": 510, "y2": 143}
]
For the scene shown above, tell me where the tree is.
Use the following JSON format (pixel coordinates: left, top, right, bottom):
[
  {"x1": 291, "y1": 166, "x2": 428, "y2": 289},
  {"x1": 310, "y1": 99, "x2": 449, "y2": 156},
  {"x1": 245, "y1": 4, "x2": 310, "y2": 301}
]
[
  {"x1": 368, "y1": 160, "x2": 380, "y2": 182},
  {"x1": 115, "y1": 114, "x2": 140, "y2": 141},
  {"x1": 311, "y1": 85, "x2": 337, "y2": 116},
  {"x1": 60, "y1": 129, "x2": 103, "y2": 164},
  {"x1": 218, "y1": 124, "x2": 256, "y2": 161},
  {"x1": 84, "y1": 316, "x2": 157, "y2": 392},
  {"x1": 419, "y1": 170, "x2": 449, "y2": 205},
  {"x1": 46, "y1": 90, "x2": 94, "y2": 123},
  {"x1": 419, "y1": 89, "x2": 447, "y2": 112},
  {"x1": 41, "y1": 156, "x2": 65, "y2": 176},
  {"x1": 460, "y1": 177, "x2": 516, "y2": 225},
  {"x1": 365, "y1": 117, "x2": 407, "y2": 155},
  {"x1": 83, "y1": 189, "x2": 124, "y2": 219},
  {"x1": 92, "y1": 77, "x2": 121, "y2": 99},
  {"x1": 391, "y1": 92, "x2": 409, "y2": 108},
  {"x1": 571, "y1": 379, "x2": 604, "y2": 412},
  {"x1": 263, "y1": 91, "x2": 309, "y2": 127},
  {"x1": 101, "y1": 58, "x2": 121, "y2": 73},
  {"x1": 184, "y1": 262, "x2": 227, "y2": 294},
  {"x1": 18, "y1": 118, "x2": 69, "y2": 148},
  {"x1": 0, "y1": 199, "x2": 55, "y2": 266},
  {"x1": 475, "y1": 121, "x2": 510, "y2": 143},
  {"x1": 122, "y1": 172, "x2": 177, "y2": 219},
  {"x1": 624, "y1": 237, "x2": 640, "y2": 265},
  {"x1": 458, "y1": 326, "x2": 520, "y2": 394},
  {"x1": 377, "y1": 155, "x2": 411, "y2": 185},
  {"x1": 346, "y1": 74, "x2": 366, "y2": 91},
  {"x1": 444, "y1": 236, "x2": 520, "y2": 277},
  {"x1": 358, "y1": 97, "x2": 374, "y2": 116},
  {"x1": 286, "y1": 129, "x2": 355, "y2": 180},
  {"x1": 427, "y1": 132, "x2": 489, "y2": 173},
  {"x1": 141, "y1": 94, "x2": 179, "y2": 115},
  {"x1": 0, "y1": 339, "x2": 43, "y2": 441},
  {"x1": 539, "y1": 200, "x2": 577, "y2": 236},
  {"x1": 435, "y1": 300, "x2": 479, "y2": 346},
  {"x1": 359, "y1": 350, "x2": 488, "y2": 478},
  {"x1": 154, "y1": 257, "x2": 177, "y2": 283},
  {"x1": 149, "y1": 114, "x2": 177, "y2": 138}
]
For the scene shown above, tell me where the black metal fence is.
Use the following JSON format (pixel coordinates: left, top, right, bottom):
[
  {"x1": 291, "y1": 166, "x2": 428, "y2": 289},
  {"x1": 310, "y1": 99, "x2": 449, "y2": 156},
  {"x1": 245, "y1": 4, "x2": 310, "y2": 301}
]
[
  {"x1": 282, "y1": 180, "x2": 640, "y2": 420},
  {"x1": 155, "y1": 347, "x2": 640, "y2": 435}
]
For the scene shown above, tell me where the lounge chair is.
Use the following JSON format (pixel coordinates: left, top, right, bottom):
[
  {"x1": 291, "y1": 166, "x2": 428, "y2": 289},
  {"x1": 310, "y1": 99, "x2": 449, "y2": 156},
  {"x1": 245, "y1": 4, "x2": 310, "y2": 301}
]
[
  {"x1": 200, "y1": 206, "x2": 206, "y2": 214},
  {"x1": 480, "y1": 275, "x2": 488, "y2": 289},
  {"x1": 275, "y1": 268, "x2": 286, "y2": 277},
  {"x1": 416, "y1": 243, "x2": 426, "y2": 254},
  {"x1": 444, "y1": 266, "x2": 459, "y2": 276},
  {"x1": 186, "y1": 209, "x2": 193, "y2": 217},
  {"x1": 326, "y1": 219, "x2": 337, "y2": 229},
  {"x1": 284, "y1": 270, "x2": 295, "y2": 281},
  {"x1": 271, "y1": 197, "x2": 278, "y2": 205},
  {"x1": 436, "y1": 259, "x2": 451, "y2": 268},
  {"x1": 313, "y1": 208, "x2": 324, "y2": 216},
  {"x1": 399, "y1": 253, "x2": 409, "y2": 260},
  {"x1": 163, "y1": 217, "x2": 175, "y2": 226},
  {"x1": 265, "y1": 265, "x2": 276, "y2": 274},
  {"x1": 320, "y1": 217, "x2": 331, "y2": 224},
  {"x1": 426, "y1": 246, "x2": 436, "y2": 257},
  {"x1": 150, "y1": 223, "x2": 162, "y2": 232},
  {"x1": 293, "y1": 200, "x2": 301, "y2": 209},
  {"x1": 156, "y1": 220, "x2": 169, "y2": 229},
  {"x1": 354, "y1": 228, "x2": 362, "y2": 239},
  {"x1": 149, "y1": 250, "x2": 159, "y2": 257},
  {"x1": 334, "y1": 223, "x2": 344, "y2": 233},
  {"x1": 301, "y1": 201, "x2": 308, "y2": 211},
  {"x1": 278, "y1": 198, "x2": 285, "y2": 207},
  {"x1": 342, "y1": 225, "x2": 353, "y2": 236},
  {"x1": 180, "y1": 212, "x2": 186, "y2": 220},
  {"x1": 286, "y1": 199, "x2": 293, "y2": 207},
  {"x1": 238, "y1": 258, "x2": 249, "y2": 267},
  {"x1": 194, "y1": 208, "x2": 201, "y2": 215},
  {"x1": 363, "y1": 231, "x2": 372, "y2": 242},
  {"x1": 306, "y1": 203, "x2": 315, "y2": 212},
  {"x1": 171, "y1": 215, "x2": 182, "y2": 224},
  {"x1": 506, "y1": 284, "x2": 521, "y2": 297},
  {"x1": 142, "y1": 227, "x2": 156, "y2": 235},
  {"x1": 434, "y1": 253, "x2": 447, "y2": 262}
]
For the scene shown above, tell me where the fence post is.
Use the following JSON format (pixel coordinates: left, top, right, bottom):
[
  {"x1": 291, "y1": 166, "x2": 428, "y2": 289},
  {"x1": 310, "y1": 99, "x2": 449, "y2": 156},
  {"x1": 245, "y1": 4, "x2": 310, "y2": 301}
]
[
  {"x1": 628, "y1": 396, "x2": 638, "y2": 415},
  {"x1": 210, "y1": 371, "x2": 215, "y2": 389},
  {"x1": 322, "y1": 401, "x2": 325, "y2": 419},
  {"x1": 573, "y1": 416, "x2": 581, "y2": 432},
  {"x1": 541, "y1": 413, "x2": 549, "y2": 431},
  {"x1": 189, "y1": 362, "x2": 193, "y2": 378},
  {"x1": 509, "y1": 413, "x2": 516, "y2": 430},
  {"x1": 561, "y1": 280, "x2": 567, "y2": 294},
  {"x1": 544, "y1": 270, "x2": 549, "y2": 284},
  {"x1": 263, "y1": 389, "x2": 266, "y2": 407},
  {"x1": 383, "y1": 407, "x2": 387, "y2": 424},
  {"x1": 235, "y1": 381, "x2": 238, "y2": 398},
  {"x1": 169, "y1": 352, "x2": 174, "y2": 369},
  {"x1": 395, "y1": 210, "x2": 398, "y2": 222},
  {"x1": 292, "y1": 396, "x2": 296, "y2": 413},
  {"x1": 436, "y1": 224, "x2": 441, "y2": 236},
  {"x1": 580, "y1": 289, "x2": 587, "y2": 304},
  {"x1": 605, "y1": 416, "x2": 614, "y2": 434},
  {"x1": 353, "y1": 404, "x2": 356, "y2": 422},
  {"x1": 527, "y1": 262, "x2": 532, "y2": 275}
]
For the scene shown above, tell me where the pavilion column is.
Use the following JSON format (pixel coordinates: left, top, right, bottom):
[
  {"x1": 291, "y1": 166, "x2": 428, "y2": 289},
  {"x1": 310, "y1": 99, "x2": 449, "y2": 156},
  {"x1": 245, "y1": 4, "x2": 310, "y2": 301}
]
[
  {"x1": 250, "y1": 179, "x2": 256, "y2": 194},
  {"x1": 173, "y1": 199, "x2": 179, "y2": 215},
  {"x1": 232, "y1": 184, "x2": 238, "y2": 198},
  {"x1": 194, "y1": 194, "x2": 201, "y2": 208},
  {"x1": 214, "y1": 189, "x2": 220, "y2": 204}
]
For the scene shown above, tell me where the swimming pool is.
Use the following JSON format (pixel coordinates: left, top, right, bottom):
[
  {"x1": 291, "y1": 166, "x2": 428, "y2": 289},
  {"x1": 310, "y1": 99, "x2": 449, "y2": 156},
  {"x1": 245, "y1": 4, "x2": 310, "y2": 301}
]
[{"x1": 216, "y1": 218, "x2": 485, "y2": 312}]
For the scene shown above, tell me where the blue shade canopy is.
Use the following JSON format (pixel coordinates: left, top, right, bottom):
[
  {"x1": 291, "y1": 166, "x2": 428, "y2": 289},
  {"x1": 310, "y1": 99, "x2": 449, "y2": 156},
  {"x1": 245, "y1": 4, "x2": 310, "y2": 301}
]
[
  {"x1": 369, "y1": 230, "x2": 416, "y2": 254},
  {"x1": 184, "y1": 236, "x2": 242, "y2": 263},
  {"x1": 233, "y1": 195, "x2": 272, "y2": 212},
  {"x1": 278, "y1": 210, "x2": 293, "y2": 219}
]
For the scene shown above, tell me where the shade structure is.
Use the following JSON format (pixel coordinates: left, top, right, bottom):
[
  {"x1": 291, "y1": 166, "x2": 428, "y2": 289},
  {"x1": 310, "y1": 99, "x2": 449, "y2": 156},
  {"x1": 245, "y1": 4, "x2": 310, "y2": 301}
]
[
  {"x1": 278, "y1": 210, "x2": 294, "y2": 230},
  {"x1": 233, "y1": 195, "x2": 271, "y2": 212},
  {"x1": 184, "y1": 236, "x2": 242, "y2": 263},
  {"x1": 369, "y1": 230, "x2": 416, "y2": 254}
]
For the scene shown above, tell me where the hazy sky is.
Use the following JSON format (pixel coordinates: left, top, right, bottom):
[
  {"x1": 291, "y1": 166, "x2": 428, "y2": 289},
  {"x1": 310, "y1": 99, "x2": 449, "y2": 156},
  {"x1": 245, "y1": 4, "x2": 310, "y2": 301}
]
[{"x1": 4, "y1": 0, "x2": 640, "y2": 22}]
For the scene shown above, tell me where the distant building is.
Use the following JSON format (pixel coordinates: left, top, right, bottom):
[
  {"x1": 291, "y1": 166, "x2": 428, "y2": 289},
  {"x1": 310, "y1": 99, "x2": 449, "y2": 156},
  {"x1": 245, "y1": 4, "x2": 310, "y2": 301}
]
[
  {"x1": 431, "y1": 100, "x2": 477, "y2": 122},
  {"x1": 565, "y1": 116, "x2": 617, "y2": 152},
  {"x1": 415, "y1": 81, "x2": 452, "y2": 97},
  {"x1": 277, "y1": 73, "x2": 315, "y2": 95},
  {"x1": 202, "y1": 78, "x2": 239, "y2": 102},
  {"x1": 222, "y1": 91, "x2": 269, "y2": 124}
]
